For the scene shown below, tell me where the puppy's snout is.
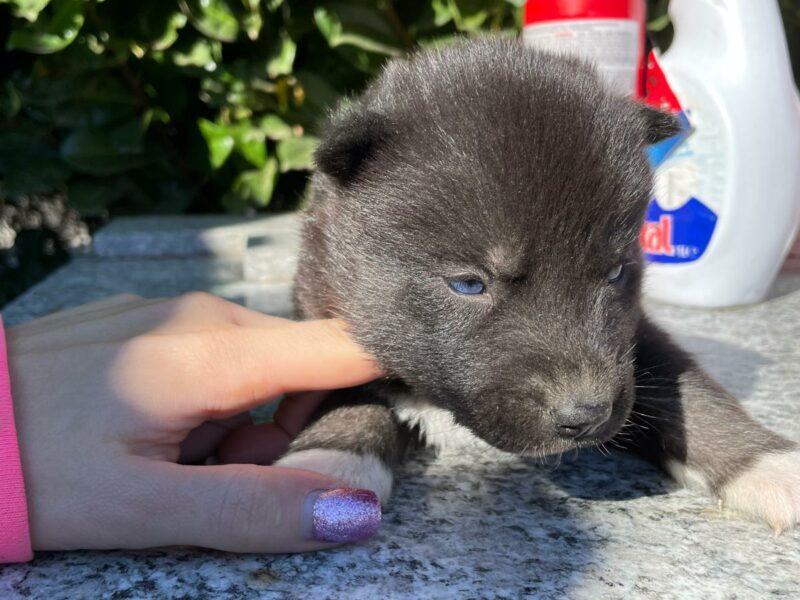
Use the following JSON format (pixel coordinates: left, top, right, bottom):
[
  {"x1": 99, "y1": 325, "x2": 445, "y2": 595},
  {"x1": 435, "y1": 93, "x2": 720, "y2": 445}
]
[{"x1": 551, "y1": 402, "x2": 612, "y2": 440}]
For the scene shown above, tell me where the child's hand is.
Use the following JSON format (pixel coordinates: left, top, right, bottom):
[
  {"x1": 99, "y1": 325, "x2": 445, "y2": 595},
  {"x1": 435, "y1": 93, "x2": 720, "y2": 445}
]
[{"x1": 7, "y1": 293, "x2": 383, "y2": 553}]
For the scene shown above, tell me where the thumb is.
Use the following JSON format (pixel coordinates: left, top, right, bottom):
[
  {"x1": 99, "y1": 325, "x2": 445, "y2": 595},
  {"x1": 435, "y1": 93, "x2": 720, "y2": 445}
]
[{"x1": 142, "y1": 462, "x2": 381, "y2": 553}]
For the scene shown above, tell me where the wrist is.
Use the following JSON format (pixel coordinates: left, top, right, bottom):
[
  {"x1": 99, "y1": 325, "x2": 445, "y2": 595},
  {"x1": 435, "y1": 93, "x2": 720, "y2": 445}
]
[{"x1": 0, "y1": 316, "x2": 33, "y2": 563}]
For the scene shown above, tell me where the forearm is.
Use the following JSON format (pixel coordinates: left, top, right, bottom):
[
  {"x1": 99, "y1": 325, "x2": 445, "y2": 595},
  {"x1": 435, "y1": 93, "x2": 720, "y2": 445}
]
[{"x1": 0, "y1": 315, "x2": 33, "y2": 563}]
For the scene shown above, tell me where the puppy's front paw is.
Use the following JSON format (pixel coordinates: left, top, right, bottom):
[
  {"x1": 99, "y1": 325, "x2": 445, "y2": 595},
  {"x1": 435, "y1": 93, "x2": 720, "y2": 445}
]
[
  {"x1": 720, "y1": 449, "x2": 800, "y2": 534},
  {"x1": 274, "y1": 449, "x2": 393, "y2": 505}
]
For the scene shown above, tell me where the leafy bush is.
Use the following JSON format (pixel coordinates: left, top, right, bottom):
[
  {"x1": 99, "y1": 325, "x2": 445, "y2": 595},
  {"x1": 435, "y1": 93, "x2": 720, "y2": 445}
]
[
  {"x1": 0, "y1": 0, "x2": 797, "y2": 220},
  {"x1": 0, "y1": 0, "x2": 524, "y2": 217},
  {"x1": 781, "y1": 0, "x2": 800, "y2": 85}
]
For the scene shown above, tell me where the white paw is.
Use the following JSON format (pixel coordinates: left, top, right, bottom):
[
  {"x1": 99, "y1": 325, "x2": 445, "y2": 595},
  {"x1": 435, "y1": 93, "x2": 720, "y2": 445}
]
[
  {"x1": 719, "y1": 450, "x2": 800, "y2": 534},
  {"x1": 274, "y1": 449, "x2": 393, "y2": 505}
]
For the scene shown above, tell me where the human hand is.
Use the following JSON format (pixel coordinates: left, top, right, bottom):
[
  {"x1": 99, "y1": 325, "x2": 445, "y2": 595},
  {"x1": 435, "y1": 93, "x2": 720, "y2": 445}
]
[{"x1": 6, "y1": 293, "x2": 384, "y2": 553}]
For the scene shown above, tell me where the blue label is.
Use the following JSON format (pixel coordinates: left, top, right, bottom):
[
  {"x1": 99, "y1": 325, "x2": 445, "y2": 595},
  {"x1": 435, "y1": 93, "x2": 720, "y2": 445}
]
[{"x1": 641, "y1": 197, "x2": 717, "y2": 263}]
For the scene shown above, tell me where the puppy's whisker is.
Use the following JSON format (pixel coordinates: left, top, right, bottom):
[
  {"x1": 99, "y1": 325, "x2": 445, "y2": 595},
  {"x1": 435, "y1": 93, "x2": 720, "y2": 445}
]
[
  {"x1": 607, "y1": 439, "x2": 628, "y2": 450},
  {"x1": 619, "y1": 343, "x2": 637, "y2": 364}
]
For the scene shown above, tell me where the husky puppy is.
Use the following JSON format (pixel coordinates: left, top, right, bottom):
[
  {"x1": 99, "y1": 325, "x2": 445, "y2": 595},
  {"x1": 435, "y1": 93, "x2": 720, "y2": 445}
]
[{"x1": 276, "y1": 39, "x2": 800, "y2": 532}]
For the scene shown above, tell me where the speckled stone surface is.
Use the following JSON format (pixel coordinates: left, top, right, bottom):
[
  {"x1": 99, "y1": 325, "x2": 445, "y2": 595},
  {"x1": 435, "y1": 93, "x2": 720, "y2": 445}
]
[
  {"x1": 92, "y1": 214, "x2": 299, "y2": 259},
  {"x1": 2, "y1": 215, "x2": 800, "y2": 600}
]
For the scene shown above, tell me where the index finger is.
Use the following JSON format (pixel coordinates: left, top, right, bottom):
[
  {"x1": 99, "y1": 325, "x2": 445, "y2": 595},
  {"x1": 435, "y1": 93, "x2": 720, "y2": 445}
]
[{"x1": 189, "y1": 319, "x2": 383, "y2": 419}]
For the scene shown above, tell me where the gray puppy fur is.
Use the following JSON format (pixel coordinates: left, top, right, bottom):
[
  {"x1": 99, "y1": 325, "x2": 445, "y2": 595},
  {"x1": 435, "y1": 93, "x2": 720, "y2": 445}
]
[{"x1": 275, "y1": 38, "x2": 800, "y2": 532}]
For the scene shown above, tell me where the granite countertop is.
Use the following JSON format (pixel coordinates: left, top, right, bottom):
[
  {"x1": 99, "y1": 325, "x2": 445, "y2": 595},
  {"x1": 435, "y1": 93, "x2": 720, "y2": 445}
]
[{"x1": 1, "y1": 215, "x2": 799, "y2": 600}]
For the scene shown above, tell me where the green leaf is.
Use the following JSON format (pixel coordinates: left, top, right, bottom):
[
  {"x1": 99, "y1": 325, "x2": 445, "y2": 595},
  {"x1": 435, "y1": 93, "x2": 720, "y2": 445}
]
[
  {"x1": 235, "y1": 135, "x2": 266, "y2": 168},
  {"x1": 104, "y1": 1, "x2": 188, "y2": 51},
  {"x1": 447, "y1": 0, "x2": 489, "y2": 31},
  {"x1": 198, "y1": 118, "x2": 235, "y2": 169},
  {"x1": 152, "y1": 12, "x2": 189, "y2": 51},
  {"x1": 223, "y1": 158, "x2": 279, "y2": 210},
  {"x1": 198, "y1": 117, "x2": 268, "y2": 168},
  {"x1": 6, "y1": 0, "x2": 85, "y2": 54},
  {"x1": 0, "y1": 82, "x2": 22, "y2": 119},
  {"x1": 144, "y1": 107, "x2": 171, "y2": 126},
  {"x1": 241, "y1": 0, "x2": 263, "y2": 41},
  {"x1": 267, "y1": 33, "x2": 297, "y2": 78},
  {"x1": 431, "y1": 0, "x2": 453, "y2": 27},
  {"x1": 276, "y1": 136, "x2": 318, "y2": 172},
  {"x1": 180, "y1": 0, "x2": 239, "y2": 43},
  {"x1": 647, "y1": 13, "x2": 671, "y2": 33},
  {"x1": 171, "y1": 38, "x2": 222, "y2": 70},
  {"x1": 3, "y1": 0, "x2": 51, "y2": 22},
  {"x1": 60, "y1": 122, "x2": 152, "y2": 176},
  {"x1": 257, "y1": 114, "x2": 294, "y2": 140},
  {"x1": 331, "y1": 45, "x2": 388, "y2": 74},
  {"x1": 314, "y1": 4, "x2": 402, "y2": 56},
  {"x1": 226, "y1": 119, "x2": 267, "y2": 167}
]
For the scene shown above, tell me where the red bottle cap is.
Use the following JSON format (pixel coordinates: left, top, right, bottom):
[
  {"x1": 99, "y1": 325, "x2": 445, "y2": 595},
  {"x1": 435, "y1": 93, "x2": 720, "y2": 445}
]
[{"x1": 525, "y1": 0, "x2": 645, "y2": 25}]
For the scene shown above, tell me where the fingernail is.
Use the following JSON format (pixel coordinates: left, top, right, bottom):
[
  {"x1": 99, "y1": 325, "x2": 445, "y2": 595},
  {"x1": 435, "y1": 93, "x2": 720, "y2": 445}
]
[{"x1": 305, "y1": 488, "x2": 381, "y2": 543}]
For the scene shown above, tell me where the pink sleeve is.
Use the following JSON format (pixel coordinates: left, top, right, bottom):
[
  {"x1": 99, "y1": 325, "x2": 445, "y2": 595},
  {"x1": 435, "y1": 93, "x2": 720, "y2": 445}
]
[{"x1": 0, "y1": 315, "x2": 33, "y2": 563}]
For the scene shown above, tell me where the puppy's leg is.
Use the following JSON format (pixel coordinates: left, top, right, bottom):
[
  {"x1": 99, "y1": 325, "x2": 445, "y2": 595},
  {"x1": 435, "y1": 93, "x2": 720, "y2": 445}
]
[
  {"x1": 273, "y1": 385, "x2": 402, "y2": 505},
  {"x1": 622, "y1": 317, "x2": 799, "y2": 532}
]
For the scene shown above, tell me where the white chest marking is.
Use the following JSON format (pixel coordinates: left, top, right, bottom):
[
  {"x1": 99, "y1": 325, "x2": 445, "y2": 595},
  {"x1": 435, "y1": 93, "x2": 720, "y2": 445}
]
[{"x1": 392, "y1": 394, "x2": 506, "y2": 455}]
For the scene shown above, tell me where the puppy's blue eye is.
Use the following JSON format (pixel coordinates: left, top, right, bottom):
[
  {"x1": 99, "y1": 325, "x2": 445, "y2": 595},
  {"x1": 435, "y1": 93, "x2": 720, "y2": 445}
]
[
  {"x1": 449, "y1": 278, "x2": 486, "y2": 295},
  {"x1": 608, "y1": 264, "x2": 624, "y2": 283}
]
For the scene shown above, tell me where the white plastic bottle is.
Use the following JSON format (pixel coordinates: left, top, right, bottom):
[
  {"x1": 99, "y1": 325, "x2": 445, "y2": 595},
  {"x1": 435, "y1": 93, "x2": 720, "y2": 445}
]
[{"x1": 642, "y1": 0, "x2": 800, "y2": 307}]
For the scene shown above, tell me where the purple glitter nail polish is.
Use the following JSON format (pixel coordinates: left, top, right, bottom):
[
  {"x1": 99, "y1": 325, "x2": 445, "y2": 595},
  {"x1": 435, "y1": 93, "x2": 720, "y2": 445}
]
[{"x1": 311, "y1": 488, "x2": 381, "y2": 543}]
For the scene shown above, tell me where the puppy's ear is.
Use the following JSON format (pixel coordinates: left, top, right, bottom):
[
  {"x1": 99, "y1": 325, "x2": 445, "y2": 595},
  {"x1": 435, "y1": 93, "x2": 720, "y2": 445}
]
[
  {"x1": 636, "y1": 103, "x2": 682, "y2": 145},
  {"x1": 315, "y1": 105, "x2": 389, "y2": 186}
]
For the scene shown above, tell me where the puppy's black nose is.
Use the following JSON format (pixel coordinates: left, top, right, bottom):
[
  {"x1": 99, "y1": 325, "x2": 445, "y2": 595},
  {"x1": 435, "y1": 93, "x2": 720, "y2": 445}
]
[{"x1": 552, "y1": 403, "x2": 610, "y2": 439}]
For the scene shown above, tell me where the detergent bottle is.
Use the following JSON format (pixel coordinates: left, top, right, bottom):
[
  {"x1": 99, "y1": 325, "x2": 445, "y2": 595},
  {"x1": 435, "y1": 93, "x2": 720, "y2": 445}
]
[{"x1": 642, "y1": 0, "x2": 800, "y2": 307}]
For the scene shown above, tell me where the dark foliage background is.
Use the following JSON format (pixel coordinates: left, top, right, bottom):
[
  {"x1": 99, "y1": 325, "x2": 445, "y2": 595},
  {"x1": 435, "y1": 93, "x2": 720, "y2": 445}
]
[{"x1": 1, "y1": 0, "x2": 798, "y2": 307}]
